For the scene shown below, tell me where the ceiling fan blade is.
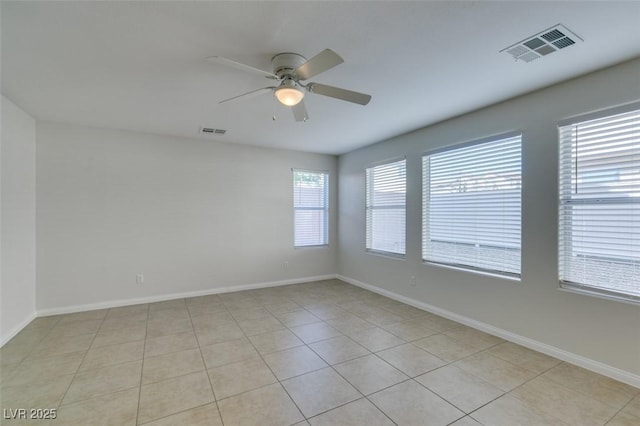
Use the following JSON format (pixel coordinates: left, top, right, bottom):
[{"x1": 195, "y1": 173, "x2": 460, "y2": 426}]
[
  {"x1": 207, "y1": 56, "x2": 278, "y2": 79},
  {"x1": 219, "y1": 87, "x2": 275, "y2": 104},
  {"x1": 308, "y1": 83, "x2": 371, "y2": 105},
  {"x1": 294, "y1": 49, "x2": 344, "y2": 80},
  {"x1": 292, "y1": 100, "x2": 309, "y2": 122}
]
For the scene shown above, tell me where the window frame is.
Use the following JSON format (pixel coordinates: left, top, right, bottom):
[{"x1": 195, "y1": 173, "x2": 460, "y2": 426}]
[
  {"x1": 365, "y1": 157, "x2": 407, "y2": 258},
  {"x1": 557, "y1": 102, "x2": 640, "y2": 304},
  {"x1": 422, "y1": 131, "x2": 523, "y2": 278},
  {"x1": 292, "y1": 168, "x2": 329, "y2": 248}
]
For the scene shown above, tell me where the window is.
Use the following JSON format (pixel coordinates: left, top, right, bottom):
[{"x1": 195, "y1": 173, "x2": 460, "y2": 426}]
[
  {"x1": 293, "y1": 170, "x2": 328, "y2": 247},
  {"x1": 559, "y1": 105, "x2": 639, "y2": 302},
  {"x1": 423, "y1": 134, "x2": 522, "y2": 276},
  {"x1": 366, "y1": 159, "x2": 406, "y2": 256}
]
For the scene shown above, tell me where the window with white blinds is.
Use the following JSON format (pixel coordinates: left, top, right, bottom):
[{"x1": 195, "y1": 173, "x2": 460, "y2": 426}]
[
  {"x1": 423, "y1": 134, "x2": 522, "y2": 276},
  {"x1": 366, "y1": 159, "x2": 406, "y2": 256},
  {"x1": 559, "y1": 105, "x2": 640, "y2": 302},
  {"x1": 293, "y1": 170, "x2": 328, "y2": 247}
]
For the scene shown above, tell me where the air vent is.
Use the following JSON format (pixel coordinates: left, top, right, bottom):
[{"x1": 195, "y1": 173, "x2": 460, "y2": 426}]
[
  {"x1": 501, "y1": 24, "x2": 582, "y2": 63},
  {"x1": 553, "y1": 37, "x2": 575, "y2": 49},
  {"x1": 200, "y1": 127, "x2": 226, "y2": 135},
  {"x1": 541, "y1": 29, "x2": 565, "y2": 42}
]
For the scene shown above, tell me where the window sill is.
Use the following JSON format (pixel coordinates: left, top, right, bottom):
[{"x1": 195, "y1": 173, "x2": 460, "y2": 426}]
[
  {"x1": 294, "y1": 244, "x2": 329, "y2": 250},
  {"x1": 558, "y1": 283, "x2": 640, "y2": 306},
  {"x1": 423, "y1": 261, "x2": 521, "y2": 282},
  {"x1": 366, "y1": 249, "x2": 406, "y2": 261}
]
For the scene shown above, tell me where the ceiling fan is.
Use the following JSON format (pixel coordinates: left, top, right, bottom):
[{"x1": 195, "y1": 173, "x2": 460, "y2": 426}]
[{"x1": 207, "y1": 49, "x2": 371, "y2": 121}]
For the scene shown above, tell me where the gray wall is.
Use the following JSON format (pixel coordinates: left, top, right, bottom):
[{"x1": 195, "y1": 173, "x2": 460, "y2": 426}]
[
  {"x1": 1, "y1": 96, "x2": 37, "y2": 344},
  {"x1": 338, "y1": 59, "x2": 640, "y2": 376},
  {"x1": 36, "y1": 122, "x2": 337, "y2": 311}
]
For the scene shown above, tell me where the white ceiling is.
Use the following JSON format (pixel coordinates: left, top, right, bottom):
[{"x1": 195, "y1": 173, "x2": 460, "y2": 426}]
[{"x1": 2, "y1": 1, "x2": 639, "y2": 155}]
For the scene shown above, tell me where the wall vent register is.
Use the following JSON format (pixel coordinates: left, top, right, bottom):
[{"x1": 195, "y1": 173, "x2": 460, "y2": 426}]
[
  {"x1": 201, "y1": 127, "x2": 226, "y2": 135},
  {"x1": 501, "y1": 24, "x2": 582, "y2": 63}
]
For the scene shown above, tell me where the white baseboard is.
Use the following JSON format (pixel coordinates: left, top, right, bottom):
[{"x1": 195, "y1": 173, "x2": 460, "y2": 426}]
[
  {"x1": 2, "y1": 274, "x2": 337, "y2": 348},
  {"x1": 36, "y1": 274, "x2": 338, "y2": 317},
  {"x1": 0, "y1": 311, "x2": 38, "y2": 347},
  {"x1": 8, "y1": 273, "x2": 638, "y2": 389},
  {"x1": 337, "y1": 274, "x2": 640, "y2": 389}
]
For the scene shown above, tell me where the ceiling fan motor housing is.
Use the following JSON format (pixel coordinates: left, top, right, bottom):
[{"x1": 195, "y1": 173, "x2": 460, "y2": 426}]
[{"x1": 271, "y1": 53, "x2": 307, "y2": 79}]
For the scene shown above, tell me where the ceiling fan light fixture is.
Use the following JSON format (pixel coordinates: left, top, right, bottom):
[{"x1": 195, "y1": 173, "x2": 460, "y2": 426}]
[{"x1": 274, "y1": 80, "x2": 304, "y2": 106}]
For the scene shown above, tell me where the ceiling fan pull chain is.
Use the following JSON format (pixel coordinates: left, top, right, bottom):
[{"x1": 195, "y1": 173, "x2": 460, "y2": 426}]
[{"x1": 272, "y1": 96, "x2": 277, "y2": 121}]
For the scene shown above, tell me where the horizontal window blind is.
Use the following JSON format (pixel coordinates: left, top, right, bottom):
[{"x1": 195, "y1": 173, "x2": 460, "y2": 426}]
[
  {"x1": 366, "y1": 159, "x2": 406, "y2": 256},
  {"x1": 423, "y1": 134, "x2": 522, "y2": 276},
  {"x1": 559, "y1": 107, "x2": 640, "y2": 301},
  {"x1": 293, "y1": 170, "x2": 328, "y2": 247}
]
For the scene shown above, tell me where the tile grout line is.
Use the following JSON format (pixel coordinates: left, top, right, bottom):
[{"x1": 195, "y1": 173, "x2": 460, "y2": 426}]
[
  {"x1": 231, "y1": 301, "x2": 309, "y2": 424},
  {"x1": 278, "y1": 291, "x2": 452, "y2": 422},
  {"x1": 535, "y1": 360, "x2": 640, "y2": 417},
  {"x1": 133, "y1": 299, "x2": 226, "y2": 425},
  {"x1": 531, "y1": 360, "x2": 636, "y2": 424},
  {"x1": 279, "y1": 305, "x2": 403, "y2": 423},
  {"x1": 326, "y1": 362, "x2": 405, "y2": 425},
  {"x1": 464, "y1": 358, "x2": 574, "y2": 425},
  {"x1": 361, "y1": 326, "x2": 534, "y2": 422},
  {"x1": 50, "y1": 312, "x2": 544, "y2": 423},
  {"x1": 54, "y1": 310, "x2": 108, "y2": 412},
  {"x1": 280, "y1": 302, "x2": 506, "y2": 424},
  {"x1": 5, "y1": 280, "x2": 637, "y2": 425},
  {"x1": 4, "y1": 315, "x2": 62, "y2": 369},
  {"x1": 357, "y1": 349, "x2": 442, "y2": 424},
  {"x1": 187, "y1": 297, "x2": 227, "y2": 426},
  {"x1": 607, "y1": 394, "x2": 640, "y2": 424},
  {"x1": 8, "y1": 309, "x2": 150, "y2": 415},
  {"x1": 0, "y1": 317, "x2": 62, "y2": 388},
  {"x1": 134, "y1": 303, "x2": 150, "y2": 426},
  {"x1": 225, "y1": 292, "x2": 361, "y2": 418}
]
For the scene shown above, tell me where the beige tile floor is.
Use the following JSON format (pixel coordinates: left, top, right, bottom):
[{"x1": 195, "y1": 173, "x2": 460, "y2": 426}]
[{"x1": 1, "y1": 279, "x2": 638, "y2": 425}]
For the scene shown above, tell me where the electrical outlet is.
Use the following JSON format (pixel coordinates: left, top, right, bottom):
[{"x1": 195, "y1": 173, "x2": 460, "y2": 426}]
[
  {"x1": 283, "y1": 261, "x2": 289, "y2": 271},
  {"x1": 136, "y1": 274, "x2": 144, "y2": 284},
  {"x1": 409, "y1": 276, "x2": 416, "y2": 286}
]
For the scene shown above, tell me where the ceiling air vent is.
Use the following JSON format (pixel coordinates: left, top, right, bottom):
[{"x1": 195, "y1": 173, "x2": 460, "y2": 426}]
[
  {"x1": 200, "y1": 127, "x2": 226, "y2": 135},
  {"x1": 501, "y1": 24, "x2": 582, "y2": 63}
]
